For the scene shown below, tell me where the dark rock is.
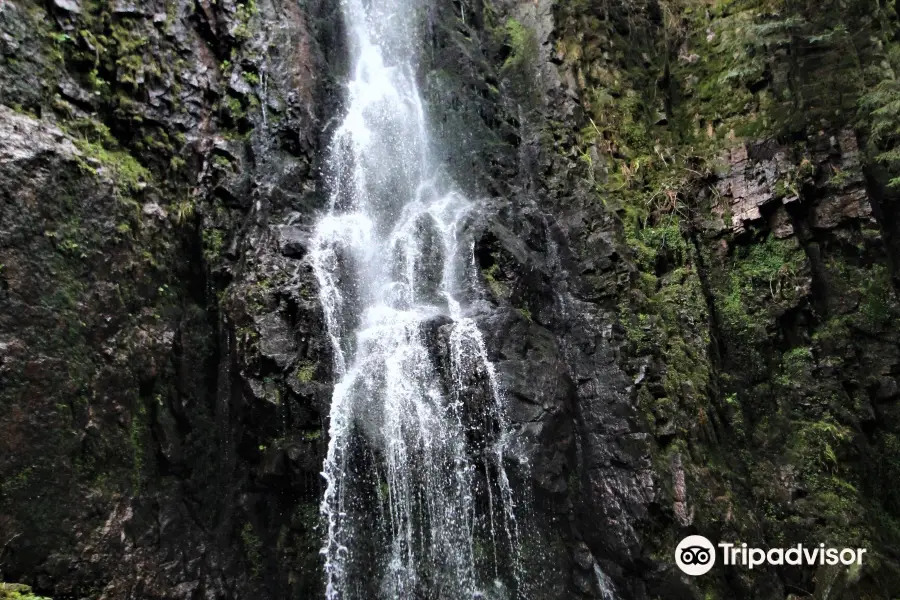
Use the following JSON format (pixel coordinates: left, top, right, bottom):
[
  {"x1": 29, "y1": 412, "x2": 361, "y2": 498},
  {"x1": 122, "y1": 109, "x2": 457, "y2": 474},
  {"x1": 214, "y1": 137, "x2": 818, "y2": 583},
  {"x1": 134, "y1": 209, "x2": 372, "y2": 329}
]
[
  {"x1": 278, "y1": 225, "x2": 311, "y2": 258},
  {"x1": 255, "y1": 311, "x2": 297, "y2": 368}
]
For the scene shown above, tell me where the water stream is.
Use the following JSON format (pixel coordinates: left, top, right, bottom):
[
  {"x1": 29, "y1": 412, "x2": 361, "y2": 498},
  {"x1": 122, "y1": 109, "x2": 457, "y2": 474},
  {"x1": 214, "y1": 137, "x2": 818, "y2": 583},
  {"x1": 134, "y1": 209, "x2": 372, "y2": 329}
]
[{"x1": 310, "y1": 0, "x2": 525, "y2": 597}]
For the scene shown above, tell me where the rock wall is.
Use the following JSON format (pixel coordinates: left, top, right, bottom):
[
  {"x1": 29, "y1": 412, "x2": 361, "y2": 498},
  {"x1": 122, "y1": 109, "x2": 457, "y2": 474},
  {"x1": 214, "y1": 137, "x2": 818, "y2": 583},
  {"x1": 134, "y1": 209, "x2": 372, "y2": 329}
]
[
  {"x1": 1, "y1": 0, "x2": 900, "y2": 598},
  {"x1": 515, "y1": 0, "x2": 900, "y2": 597},
  {"x1": 0, "y1": 0, "x2": 337, "y2": 596}
]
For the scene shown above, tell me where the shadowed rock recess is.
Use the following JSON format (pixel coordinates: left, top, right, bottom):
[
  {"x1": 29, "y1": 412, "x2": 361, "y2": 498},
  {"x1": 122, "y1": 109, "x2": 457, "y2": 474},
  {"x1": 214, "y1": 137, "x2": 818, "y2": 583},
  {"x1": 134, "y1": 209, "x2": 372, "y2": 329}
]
[{"x1": 2, "y1": 0, "x2": 900, "y2": 597}]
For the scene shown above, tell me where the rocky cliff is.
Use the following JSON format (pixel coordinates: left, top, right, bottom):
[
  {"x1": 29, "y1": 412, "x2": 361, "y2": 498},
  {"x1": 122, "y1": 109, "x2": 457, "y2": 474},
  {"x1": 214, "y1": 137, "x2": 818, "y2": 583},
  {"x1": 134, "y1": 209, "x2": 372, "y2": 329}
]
[{"x1": 1, "y1": 0, "x2": 899, "y2": 598}]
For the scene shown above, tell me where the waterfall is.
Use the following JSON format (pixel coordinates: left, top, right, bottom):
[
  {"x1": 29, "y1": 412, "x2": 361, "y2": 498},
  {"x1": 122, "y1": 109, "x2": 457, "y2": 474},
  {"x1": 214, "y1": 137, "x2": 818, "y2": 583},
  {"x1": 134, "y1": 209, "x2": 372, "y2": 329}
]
[{"x1": 310, "y1": 0, "x2": 525, "y2": 598}]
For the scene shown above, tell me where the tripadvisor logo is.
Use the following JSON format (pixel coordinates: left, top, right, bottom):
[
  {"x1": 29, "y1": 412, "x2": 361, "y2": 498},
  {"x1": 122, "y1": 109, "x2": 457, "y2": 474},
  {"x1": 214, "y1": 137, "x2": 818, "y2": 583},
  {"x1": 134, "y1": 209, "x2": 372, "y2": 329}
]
[
  {"x1": 675, "y1": 535, "x2": 716, "y2": 576},
  {"x1": 675, "y1": 536, "x2": 867, "y2": 576}
]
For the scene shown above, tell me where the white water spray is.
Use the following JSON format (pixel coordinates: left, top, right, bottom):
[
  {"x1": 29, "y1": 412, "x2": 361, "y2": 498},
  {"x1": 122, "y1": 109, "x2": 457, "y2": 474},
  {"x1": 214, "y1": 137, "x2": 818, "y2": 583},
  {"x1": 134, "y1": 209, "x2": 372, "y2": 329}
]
[{"x1": 310, "y1": 0, "x2": 524, "y2": 598}]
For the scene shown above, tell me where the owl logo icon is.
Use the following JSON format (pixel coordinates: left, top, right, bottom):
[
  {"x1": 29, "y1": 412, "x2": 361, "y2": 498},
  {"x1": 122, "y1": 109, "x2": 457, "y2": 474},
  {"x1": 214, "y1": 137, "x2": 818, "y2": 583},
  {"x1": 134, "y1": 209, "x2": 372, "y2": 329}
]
[{"x1": 675, "y1": 535, "x2": 716, "y2": 575}]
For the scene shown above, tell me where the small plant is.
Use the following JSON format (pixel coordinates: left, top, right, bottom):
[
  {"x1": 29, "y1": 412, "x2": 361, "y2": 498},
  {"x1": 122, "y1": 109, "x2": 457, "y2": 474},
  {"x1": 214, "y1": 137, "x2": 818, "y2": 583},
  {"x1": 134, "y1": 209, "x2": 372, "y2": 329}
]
[
  {"x1": 171, "y1": 199, "x2": 195, "y2": 225},
  {"x1": 296, "y1": 361, "x2": 316, "y2": 383},
  {"x1": 212, "y1": 154, "x2": 233, "y2": 171},
  {"x1": 234, "y1": 0, "x2": 259, "y2": 41},
  {"x1": 798, "y1": 418, "x2": 850, "y2": 474},
  {"x1": 501, "y1": 18, "x2": 534, "y2": 71},
  {"x1": 66, "y1": 119, "x2": 149, "y2": 197},
  {"x1": 240, "y1": 523, "x2": 264, "y2": 579},
  {"x1": 169, "y1": 156, "x2": 186, "y2": 171},
  {"x1": 860, "y1": 46, "x2": 900, "y2": 186},
  {"x1": 0, "y1": 582, "x2": 52, "y2": 600},
  {"x1": 130, "y1": 403, "x2": 147, "y2": 494},
  {"x1": 202, "y1": 228, "x2": 225, "y2": 261},
  {"x1": 481, "y1": 263, "x2": 507, "y2": 298}
]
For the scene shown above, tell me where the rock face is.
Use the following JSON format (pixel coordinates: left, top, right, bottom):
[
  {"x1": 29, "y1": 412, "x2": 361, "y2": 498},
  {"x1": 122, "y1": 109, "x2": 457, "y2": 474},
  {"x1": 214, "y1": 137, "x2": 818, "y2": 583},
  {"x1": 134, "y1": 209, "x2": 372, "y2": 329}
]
[
  {"x1": 1, "y1": 0, "x2": 900, "y2": 599},
  {"x1": 0, "y1": 0, "x2": 335, "y2": 596}
]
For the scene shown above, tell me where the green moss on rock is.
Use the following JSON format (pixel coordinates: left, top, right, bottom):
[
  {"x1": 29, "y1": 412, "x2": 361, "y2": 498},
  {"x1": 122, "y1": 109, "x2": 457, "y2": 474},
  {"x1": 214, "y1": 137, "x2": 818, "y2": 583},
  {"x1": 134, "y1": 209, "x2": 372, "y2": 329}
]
[{"x1": 0, "y1": 583, "x2": 51, "y2": 600}]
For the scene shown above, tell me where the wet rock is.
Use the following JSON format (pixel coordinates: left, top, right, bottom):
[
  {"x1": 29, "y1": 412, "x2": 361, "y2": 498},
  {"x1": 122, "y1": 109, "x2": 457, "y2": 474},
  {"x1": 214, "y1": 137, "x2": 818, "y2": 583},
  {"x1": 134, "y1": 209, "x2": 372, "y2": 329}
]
[
  {"x1": 278, "y1": 225, "x2": 311, "y2": 258},
  {"x1": 142, "y1": 201, "x2": 168, "y2": 221},
  {"x1": 255, "y1": 311, "x2": 297, "y2": 368},
  {"x1": 52, "y1": 0, "x2": 81, "y2": 13},
  {"x1": 0, "y1": 105, "x2": 79, "y2": 164},
  {"x1": 572, "y1": 541, "x2": 595, "y2": 571}
]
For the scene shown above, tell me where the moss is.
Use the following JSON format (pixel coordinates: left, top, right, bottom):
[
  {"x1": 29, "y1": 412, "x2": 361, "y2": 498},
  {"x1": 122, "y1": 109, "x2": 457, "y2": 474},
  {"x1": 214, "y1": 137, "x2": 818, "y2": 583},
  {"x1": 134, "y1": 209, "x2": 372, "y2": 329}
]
[
  {"x1": 735, "y1": 234, "x2": 805, "y2": 284},
  {"x1": 625, "y1": 216, "x2": 689, "y2": 273},
  {"x1": 220, "y1": 94, "x2": 250, "y2": 129},
  {"x1": 61, "y1": 6, "x2": 158, "y2": 93},
  {"x1": 622, "y1": 263, "x2": 714, "y2": 441},
  {"x1": 112, "y1": 21, "x2": 154, "y2": 87},
  {"x1": 656, "y1": 274, "x2": 712, "y2": 408},
  {"x1": 854, "y1": 264, "x2": 897, "y2": 329},
  {"x1": 784, "y1": 417, "x2": 869, "y2": 546},
  {"x1": 246, "y1": 277, "x2": 280, "y2": 313},
  {"x1": 212, "y1": 154, "x2": 233, "y2": 171},
  {"x1": 202, "y1": 229, "x2": 225, "y2": 262},
  {"x1": 240, "y1": 522, "x2": 264, "y2": 579},
  {"x1": 828, "y1": 167, "x2": 854, "y2": 188},
  {"x1": 129, "y1": 402, "x2": 147, "y2": 494},
  {"x1": 303, "y1": 430, "x2": 322, "y2": 442},
  {"x1": 42, "y1": 0, "x2": 192, "y2": 180},
  {"x1": 295, "y1": 361, "x2": 316, "y2": 383},
  {"x1": 555, "y1": 0, "x2": 900, "y2": 593},
  {"x1": 0, "y1": 467, "x2": 33, "y2": 498},
  {"x1": 716, "y1": 235, "x2": 807, "y2": 348},
  {"x1": 796, "y1": 418, "x2": 850, "y2": 474},
  {"x1": 0, "y1": 582, "x2": 52, "y2": 600},
  {"x1": 619, "y1": 309, "x2": 653, "y2": 355},
  {"x1": 500, "y1": 18, "x2": 533, "y2": 71},
  {"x1": 776, "y1": 346, "x2": 814, "y2": 389},
  {"x1": 481, "y1": 263, "x2": 508, "y2": 299},
  {"x1": 562, "y1": 0, "x2": 875, "y2": 241},
  {"x1": 141, "y1": 130, "x2": 176, "y2": 155},
  {"x1": 66, "y1": 119, "x2": 149, "y2": 197},
  {"x1": 236, "y1": 325, "x2": 260, "y2": 355},
  {"x1": 233, "y1": 0, "x2": 258, "y2": 41}
]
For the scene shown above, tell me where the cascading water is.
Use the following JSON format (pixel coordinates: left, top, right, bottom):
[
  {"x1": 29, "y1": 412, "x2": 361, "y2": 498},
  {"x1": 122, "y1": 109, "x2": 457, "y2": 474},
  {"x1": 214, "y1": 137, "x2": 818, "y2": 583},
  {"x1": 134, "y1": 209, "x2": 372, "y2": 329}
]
[{"x1": 310, "y1": 0, "x2": 526, "y2": 598}]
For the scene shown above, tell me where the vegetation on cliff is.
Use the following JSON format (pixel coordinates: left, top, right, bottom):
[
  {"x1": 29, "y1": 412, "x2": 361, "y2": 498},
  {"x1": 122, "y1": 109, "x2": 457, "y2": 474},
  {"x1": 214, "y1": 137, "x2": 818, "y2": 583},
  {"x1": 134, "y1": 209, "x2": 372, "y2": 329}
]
[{"x1": 549, "y1": 0, "x2": 900, "y2": 596}]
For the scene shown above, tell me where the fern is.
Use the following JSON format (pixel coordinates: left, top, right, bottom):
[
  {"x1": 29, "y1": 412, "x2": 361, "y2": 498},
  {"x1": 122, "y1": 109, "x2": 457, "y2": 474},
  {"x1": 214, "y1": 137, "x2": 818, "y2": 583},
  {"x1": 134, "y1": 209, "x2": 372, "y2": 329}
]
[
  {"x1": 807, "y1": 24, "x2": 848, "y2": 44},
  {"x1": 860, "y1": 46, "x2": 900, "y2": 185}
]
